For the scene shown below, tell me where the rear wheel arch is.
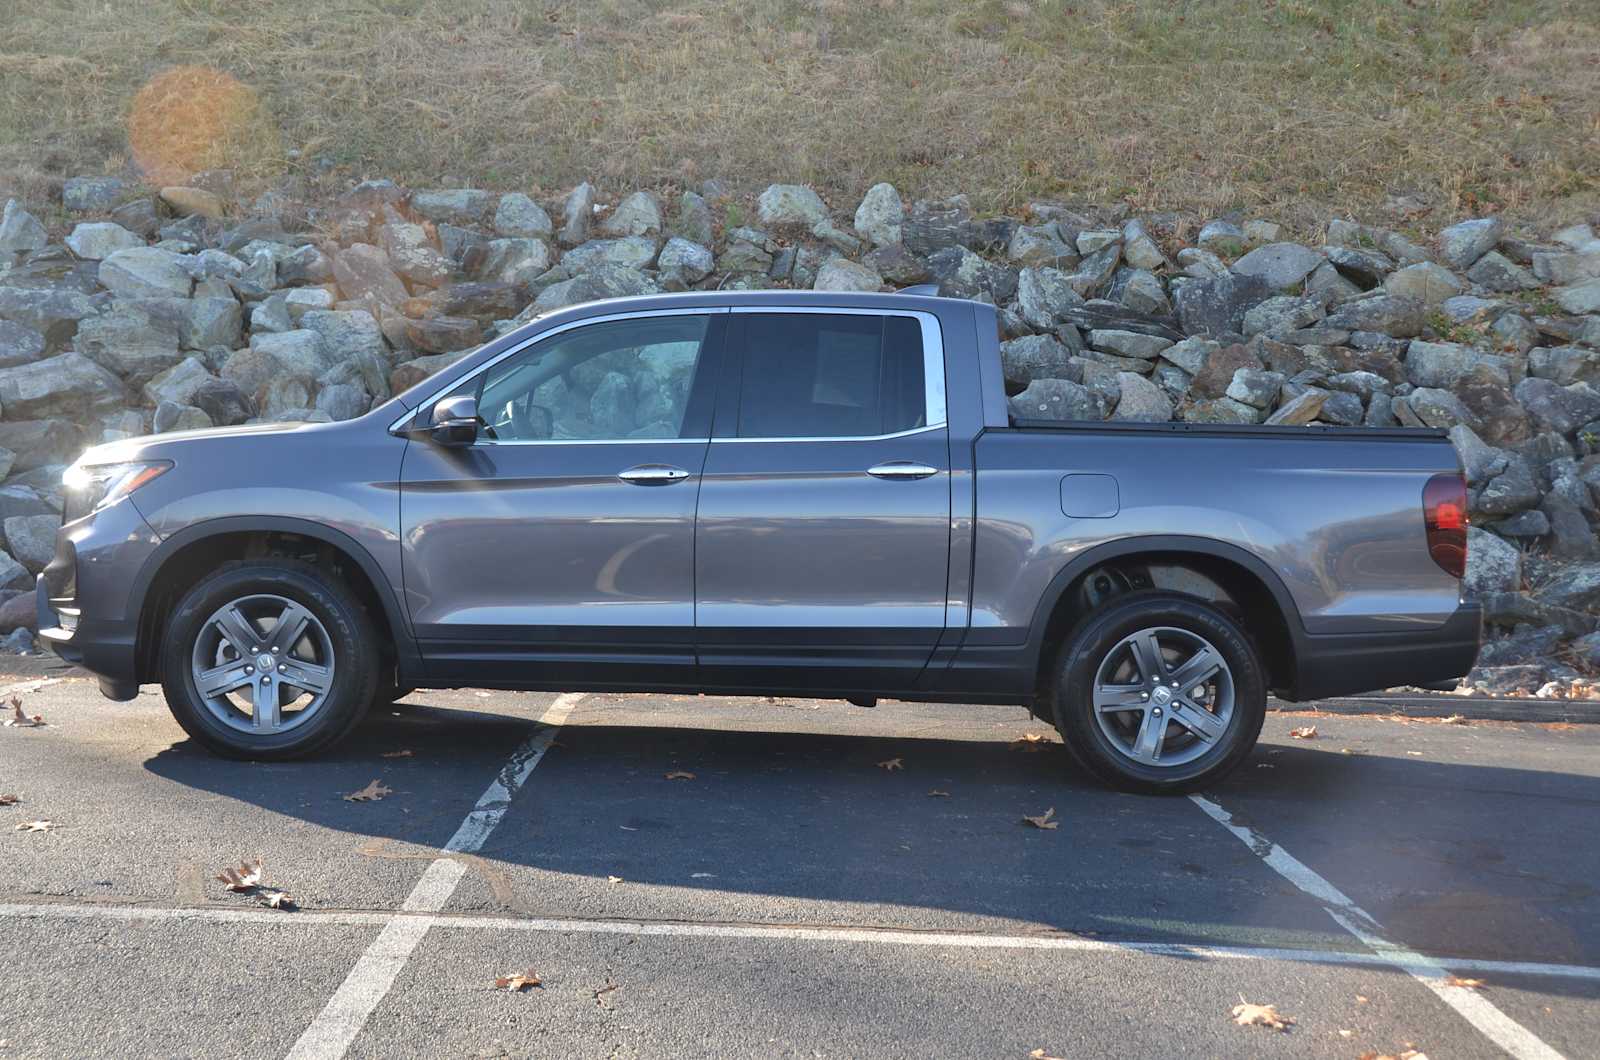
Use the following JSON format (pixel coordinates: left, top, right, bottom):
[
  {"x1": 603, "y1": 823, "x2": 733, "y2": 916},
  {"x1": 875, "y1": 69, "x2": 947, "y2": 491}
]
[
  {"x1": 131, "y1": 518, "x2": 413, "y2": 685},
  {"x1": 1027, "y1": 536, "x2": 1303, "y2": 700}
]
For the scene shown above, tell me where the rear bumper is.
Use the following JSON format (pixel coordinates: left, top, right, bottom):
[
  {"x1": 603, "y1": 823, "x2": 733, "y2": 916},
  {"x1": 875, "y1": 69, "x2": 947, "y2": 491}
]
[{"x1": 1285, "y1": 601, "x2": 1482, "y2": 702}]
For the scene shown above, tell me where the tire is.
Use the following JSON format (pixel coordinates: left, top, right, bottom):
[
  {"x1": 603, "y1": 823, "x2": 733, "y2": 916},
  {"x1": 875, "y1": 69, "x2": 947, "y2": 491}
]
[
  {"x1": 1049, "y1": 590, "x2": 1266, "y2": 794},
  {"x1": 159, "y1": 559, "x2": 381, "y2": 759}
]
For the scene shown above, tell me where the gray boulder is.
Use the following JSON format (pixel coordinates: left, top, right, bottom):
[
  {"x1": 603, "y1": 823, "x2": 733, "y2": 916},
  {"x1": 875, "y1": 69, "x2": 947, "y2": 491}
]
[
  {"x1": 0, "y1": 420, "x2": 82, "y2": 473},
  {"x1": 1554, "y1": 278, "x2": 1600, "y2": 315},
  {"x1": 0, "y1": 200, "x2": 48, "y2": 261},
  {"x1": 1437, "y1": 217, "x2": 1502, "y2": 270},
  {"x1": 757, "y1": 184, "x2": 828, "y2": 228},
  {"x1": 1008, "y1": 225, "x2": 1077, "y2": 268},
  {"x1": 532, "y1": 264, "x2": 661, "y2": 313},
  {"x1": 493, "y1": 193, "x2": 554, "y2": 239},
  {"x1": 0, "y1": 319, "x2": 47, "y2": 369},
  {"x1": 1514, "y1": 378, "x2": 1600, "y2": 436},
  {"x1": 1225, "y1": 368, "x2": 1284, "y2": 409},
  {"x1": 1397, "y1": 388, "x2": 1478, "y2": 430},
  {"x1": 1007, "y1": 377, "x2": 1105, "y2": 422},
  {"x1": 1528, "y1": 346, "x2": 1600, "y2": 386},
  {"x1": 1404, "y1": 341, "x2": 1510, "y2": 389},
  {"x1": 1535, "y1": 563, "x2": 1600, "y2": 612},
  {"x1": 1383, "y1": 261, "x2": 1463, "y2": 305},
  {"x1": 1324, "y1": 294, "x2": 1425, "y2": 337},
  {"x1": 141, "y1": 356, "x2": 216, "y2": 408},
  {"x1": 299, "y1": 309, "x2": 387, "y2": 365},
  {"x1": 562, "y1": 235, "x2": 658, "y2": 273},
  {"x1": 1088, "y1": 329, "x2": 1172, "y2": 359},
  {"x1": 74, "y1": 303, "x2": 183, "y2": 381},
  {"x1": 379, "y1": 221, "x2": 452, "y2": 287},
  {"x1": 1173, "y1": 272, "x2": 1273, "y2": 336},
  {"x1": 151, "y1": 401, "x2": 212, "y2": 433},
  {"x1": 2, "y1": 515, "x2": 58, "y2": 573},
  {"x1": 560, "y1": 182, "x2": 596, "y2": 247},
  {"x1": 98, "y1": 247, "x2": 192, "y2": 298},
  {"x1": 1230, "y1": 242, "x2": 1322, "y2": 290},
  {"x1": 1016, "y1": 267, "x2": 1083, "y2": 330},
  {"x1": 813, "y1": 257, "x2": 882, "y2": 292},
  {"x1": 65, "y1": 222, "x2": 143, "y2": 261},
  {"x1": 1466, "y1": 251, "x2": 1539, "y2": 292},
  {"x1": 0, "y1": 352, "x2": 124, "y2": 420},
  {"x1": 599, "y1": 191, "x2": 663, "y2": 238},
  {"x1": 1475, "y1": 456, "x2": 1540, "y2": 516},
  {"x1": 1463, "y1": 527, "x2": 1520, "y2": 595},
  {"x1": 1000, "y1": 335, "x2": 1073, "y2": 388},
  {"x1": 410, "y1": 189, "x2": 490, "y2": 224},
  {"x1": 62, "y1": 176, "x2": 125, "y2": 213},
  {"x1": 1110, "y1": 371, "x2": 1172, "y2": 421},
  {"x1": 279, "y1": 244, "x2": 333, "y2": 285},
  {"x1": 1264, "y1": 388, "x2": 1329, "y2": 425},
  {"x1": 671, "y1": 191, "x2": 715, "y2": 247},
  {"x1": 314, "y1": 383, "x2": 368, "y2": 421},
  {"x1": 853, "y1": 183, "x2": 904, "y2": 248},
  {"x1": 926, "y1": 246, "x2": 1016, "y2": 302},
  {"x1": 332, "y1": 243, "x2": 409, "y2": 307},
  {"x1": 657, "y1": 238, "x2": 714, "y2": 288},
  {"x1": 477, "y1": 237, "x2": 553, "y2": 285},
  {"x1": 1243, "y1": 295, "x2": 1323, "y2": 337}
]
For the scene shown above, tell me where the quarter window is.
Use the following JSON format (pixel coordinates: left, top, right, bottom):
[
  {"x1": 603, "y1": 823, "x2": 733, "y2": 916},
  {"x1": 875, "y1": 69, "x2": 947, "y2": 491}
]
[
  {"x1": 736, "y1": 313, "x2": 931, "y2": 439},
  {"x1": 476, "y1": 315, "x2": 711, "y2": 441}
]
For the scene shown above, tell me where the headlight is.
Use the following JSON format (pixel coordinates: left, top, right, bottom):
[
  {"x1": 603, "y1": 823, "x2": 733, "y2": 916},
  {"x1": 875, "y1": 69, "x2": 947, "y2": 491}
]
[{"x1": 61, "y1": 460, "x2": 172, "y2": 523}]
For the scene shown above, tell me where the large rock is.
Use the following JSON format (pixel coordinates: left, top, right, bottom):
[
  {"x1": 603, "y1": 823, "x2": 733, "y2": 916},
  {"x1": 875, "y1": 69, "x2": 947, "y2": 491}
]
[
  {"x1": 1467, "y1": 251, "x2": 1538, "y2": 292},
  {"x1": 141, "y1": 355, "x2": 216, "y2": 407},
  {"x1": 332, "y1": 244, "x2": 409, "y2": 307},
  {"x1": 299, "y1": 309, "x2": 387, "y2": 364},
  {"x1": 925, "y1": 246, "x2": 1016, "y2": 302},
  {"x1": 0, "y1": 200, "x2": 48, "y2": 261},
  {"x1": 378, "y1": 221, "x2": 452, "y2": 287},
  {"x1": 1242, "y1": 294, "x2": 1323, "y2": 337},
  {"x1": 477, "y1": 237, "x2": 554, "y2": 285},
  {"x1": 1264, "y1": 388, "x2": 1329, "y2": 425},
  {"x1": 853, "y1": 183, "x2": 904, "y2": 248},
  {"x1": 1475, "y1": 456, "x2": 1540, "y2": 516},
  {"x1": 1404, "y1": 341, "x2": 1510, "y2": 389},
  {"x1": 1554, "y1": 278, "x2": 1600, "y2": 315},
  {"x1": 531, "y1": 264, "x2": 661, "y2": 313},
  {"x1": 98, "y1": 247, "x2": 192, "y2": 298},
  {"x1": 190, "y1": 378, "x2": 255, "y2": 425},
  {"x1": 1016, "y1": 266, "x2": 1083, "y2": 330},
  {"x1": 1230, "y1": 242, "x2": 1322, "y2": 290},
  {"x1": 128, "y1": 296, "x2": 243, "y2": 351},
  {"x1": 1088, "y1": 329, "x2": 1172, "y2": 359},
  {"x1": 559, "y1": 182, "x2": 596, "y2": 247},
  {"x1": 2, "y1": 515, "x2": 58, "y2": 573},
  {"x1": 1189, "y1": 343, "x2": 1262, "y2": 399},
  {"x1": 756, "y1": 184, "x2": 828, "y2": 228},
  {"x1": 62, "y1": 176, "x2": 124, "y2": 213},
  {"x1": 410, "y1": 189, "x2": 490, "y2": 224},
  {"x1": 403, "y1": 315, "x2": 482, "y2": 353},
  {"x1": 1111, "y1": 371, "x2": 1172, "y2": 421},
  {"x1": 1173, "y1": 272, "x2": 1274, "y2": 336},
  {"x1": 670, "y1": 191, "x2": 714, "y2": 247},
  {"x1": 1383, "y1": 261, "x2": 1463, "y2": 305},
  {"x1": 64, "y1": 222, "x2": 143, "y2": 261},
  {"x1": 1225, "y1": 368, "x2": 1284, "y2": 409},
  {"x1": 561, "y1": 235, "x2": 658, "y2": 273},
  {"x1": 813, "y1": 257, "x2": 882, "y2": 292},
  {"x1": 1324, "y1": 294, "x2": 1426, "y2": 337},
  {"x1": 315, "y1": 382, "x2": 368, "y2": 421},
  {"x1": 74, "y1": 302, "x2": 183, "y2": 381},
  {"x1": 0, "y1": 319, "x2": 47, "y2": 369},
  {"x1": 1463, "y1": 527, "x2": 1520, "y2": 595},
  {"x1": 279, "y1": 244, "x2": 333, "y2": 286},
  {"x1": 599, "y1": 191, "x2": 663, "y2": 237},
  {"x1": 1007, "y1": 377, "x2": 1105, "y2": 422},
  {"x1": 0, "y1": 420, "x2": 82, "y2": 472},
  {"x1": 408, "y1": 283, "x2": 523, "y2": 326},
  {"x1": 656, "y1": 238, "x2": 714, "y2": 288},
  {"x1": 493, "y1": 193, "x2": 554, "y2": 239},
  {"x1": 1534, "y1": 563, "x2": 1600, "y2": 612},
  {"x1": 389, "y1": 350, "x2": 474, "y2": 393},
  {"x1": 1437, "y1": 217, "x2": 1502, "y2": 270},
  {"x1": 159, "y1": 186, "x2": 225, "y2": 219},
  {"x1": 0, "y1": 352, "x2": 124, "y2": 419},
  {"x1": 1528, "y1": 346, "x2": 1600, "y2": 386},
  {"x1": 1513, "y1": 378, "x2": 1600, "y2": 436},
  {"x1": 1000, "y1": 335, "x2": 1073, "y2": 388}
]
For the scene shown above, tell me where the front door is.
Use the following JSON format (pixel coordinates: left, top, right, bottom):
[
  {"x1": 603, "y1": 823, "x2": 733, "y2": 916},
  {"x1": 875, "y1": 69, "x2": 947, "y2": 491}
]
[
  {"x1": 400, "y1": 309, "x2": 725, "y2": 688},
  {"x1": 695, "y1": 308, "x2": 952, "y2": 692}
]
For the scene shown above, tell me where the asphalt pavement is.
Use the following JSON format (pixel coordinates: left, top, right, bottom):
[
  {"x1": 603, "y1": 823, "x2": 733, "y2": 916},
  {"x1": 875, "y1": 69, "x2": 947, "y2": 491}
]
[{"x1": 0, "y1": 667, "x2": 1596, "y2": 1059}]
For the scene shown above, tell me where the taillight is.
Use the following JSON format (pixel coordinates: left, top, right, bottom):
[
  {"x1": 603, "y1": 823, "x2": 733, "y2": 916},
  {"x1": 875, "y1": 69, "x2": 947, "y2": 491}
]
[{"x1": 1423, "y1": 472, "x2": 1468, "y2": 578}]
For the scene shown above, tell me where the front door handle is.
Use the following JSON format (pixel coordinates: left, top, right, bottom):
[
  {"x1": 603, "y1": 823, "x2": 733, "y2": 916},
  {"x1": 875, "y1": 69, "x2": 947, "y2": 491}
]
[
  {"x1": 618, "y1": 464, "x2": 691, "y2": 485},
  {"x1": 866, "y1": 461, "x2": 938, "y2": 481}
]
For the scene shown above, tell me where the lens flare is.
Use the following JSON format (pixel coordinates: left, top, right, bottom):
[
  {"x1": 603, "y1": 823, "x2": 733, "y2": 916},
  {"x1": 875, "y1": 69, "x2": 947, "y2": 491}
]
[{"x1": 128, "y1": 65, "x2": 281, "y2": 185}]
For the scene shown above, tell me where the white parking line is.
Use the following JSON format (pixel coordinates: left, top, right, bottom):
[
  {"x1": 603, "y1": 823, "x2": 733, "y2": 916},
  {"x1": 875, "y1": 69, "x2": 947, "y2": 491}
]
[
  {"x1": 1190, "y1": 794, "x2": 1565, "y2": 1060},
  {"x1": 283, "y1": 691, "x2": 583, "y2": 1060},
  {"x1": 6, "y1": 900, "x2": 1600, "y2": 984}
]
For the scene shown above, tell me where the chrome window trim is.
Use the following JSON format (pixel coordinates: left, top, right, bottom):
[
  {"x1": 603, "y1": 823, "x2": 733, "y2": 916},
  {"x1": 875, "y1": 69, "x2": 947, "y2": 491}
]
[
  {"x1": 714, "y1": 424, "x2": 945, "y2": 445},
  {"x1": 727, "y1": 306, "x2": 947, "y2": 441},
  {"x1": 387, "y1": 306, "x2": 730, "y2": 434}
]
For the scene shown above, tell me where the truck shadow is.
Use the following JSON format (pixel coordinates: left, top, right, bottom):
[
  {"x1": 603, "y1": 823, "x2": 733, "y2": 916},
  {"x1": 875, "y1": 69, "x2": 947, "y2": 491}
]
[{"x1": 143, "y1": 695, "x2": 1600, "y2": 997}]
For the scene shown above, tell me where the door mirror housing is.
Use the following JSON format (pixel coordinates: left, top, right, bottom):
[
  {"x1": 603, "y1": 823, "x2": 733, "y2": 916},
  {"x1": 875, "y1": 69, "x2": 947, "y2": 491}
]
[{"x1": 425, "y1": 394, "x2": 479, "y2": 446}]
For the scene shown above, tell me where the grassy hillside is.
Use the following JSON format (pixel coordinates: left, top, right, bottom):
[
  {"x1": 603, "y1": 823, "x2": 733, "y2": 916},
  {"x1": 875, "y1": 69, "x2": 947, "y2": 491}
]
[{"x1": 1, "y1": 0, "x2": 1596, "y2": 229}]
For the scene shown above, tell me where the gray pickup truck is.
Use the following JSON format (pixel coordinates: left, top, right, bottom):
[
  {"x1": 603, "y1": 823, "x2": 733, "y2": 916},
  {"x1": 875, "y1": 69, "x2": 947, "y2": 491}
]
[{"x1": 37, "y1": 289, "x2": 1480, "y2": 792}]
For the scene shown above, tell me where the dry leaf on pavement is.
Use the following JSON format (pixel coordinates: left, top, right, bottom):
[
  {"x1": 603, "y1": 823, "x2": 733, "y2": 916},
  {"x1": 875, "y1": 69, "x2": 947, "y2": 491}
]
[
  {"x1": 876, "y1": 757, "x2": 904, "y2": 771},
  {"x1": 343, "y1": 779, "x2": 393, "y2": 802},
  {"x1": 1231, "y1": 999, "x2": 1294, "y2": 1031},
  {"x1": 381, "y1": 750, "x2": 414, "y2": 758},
  {"x1": 1010, "y1": 733, "x2": 1050, "y2": 751},
  {"x1": 14, "y1": 820, "x2": 52, "y2": 833},
  {"x1": 216, "y1": 858, "x2": 264, "y2": 892},
  {"x1": 1022, "y1": 807, "x2": 1058, "y2": 830},
  {"x1": 494, "y1": 969, "x2": 543, "y2": 991},
  {"x1": 593, "y1": 983, "x2": 619, "y2": 1003},
  {"x1": 1359, "y1": 1052, "x2": 1428, "y2": 1060},
  {"x1": 5, "y1": 697, "x2": 43, "y2": 728},
  {"x1": 0, "y1": 794, "x2": 19, "y2": 806},
  {"x1": 260, "y1": 889, "x2": 296, "y2": 911},
  {"x1": 606, "y1": 875, "x2": 623, "y2": 884},
  {"x1": 1030, "y1": 1050, "x2": 1065, "y2": 1060},
  {"x1": 664, "y1": 770, "x2": 696, "y2": 780},
  {"x1": 1288, "y1": 725, "x2": 1317, "y2": 739},
  {"x1": 1445, "y1": 976, "x2": 1485, "y2": 989},
  {"x1": 927, "y1": 789, "x2": 950, "y2": 797}
]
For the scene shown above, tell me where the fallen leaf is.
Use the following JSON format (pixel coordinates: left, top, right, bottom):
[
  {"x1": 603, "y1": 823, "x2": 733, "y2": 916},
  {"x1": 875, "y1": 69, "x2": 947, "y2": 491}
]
[
  {"x1": 5, "y1": 697, "x2": 43, "y2": 728},
  {"x1": 1289, "y1": 725, "x2": 1317, "y2": 739},
  {"x1": 607, "y1": 875, "x2": 623, "y2": 884},
  {"x1": 1231, "y1": 1000, "x2": 1294, "y2": 1031},
  {"x1": 877, "y1": 757, "x2": 904, "y2": 771},
  {"x1": 927, "y1": 789, "x2": 951, "y2": 797},
  {"x1": 216, "y1": 858, "x2": 264, "y2": 892},
  {"x1": 1441, "y1": 714, "x2": 1467, "y2": 725},
  {"x1": 1339, "y1": 1029, "x2": 1354, "y2": 1038},
  {"x1": 1029, "y1": 1050, "x2": 1065, "y2": 1060},
  {"x1": 259, "y1": 889, "x2": 296, "y2": 911},
  {"x1": 664, "y1": 770, "x2": 695, "y2": 780},
  {"x1": 494, "y1": 969, "x2": 542, "y2": 991},
  {"x1": 1445, "y1": 975, "x2": 1485, "y2": 989},
  {"x1": 343, "y1": 779, "x2": 393, "y2": 802},
  {"x1": 1022, "y1": 807, "x2": 1058, "y2": 830},
  {"x1": 1406, "y1": 750, "x2": 1424, "y2": 756},
  {"x1": 1341, "y1": 747, "x2": 1364, "y2": 755},
  {"x1": 381, "y1": 750, "x2": 414, "y2": 758},
  {"x1": 0, "y1": 793, "x2": 19, "y2": 806},
  {"x1": 1010, "y1": 733, "x2": 1051, "y2": 752},
  {"x1": 14, "y1": 820, "x2": 52, "y2": 833},
  {"x1": 593, "y1": 983, "x2": 619, "y2": 1002},
  {"x1": 1356, "y1": 995, "x2": 1369, "y2": 1003}
]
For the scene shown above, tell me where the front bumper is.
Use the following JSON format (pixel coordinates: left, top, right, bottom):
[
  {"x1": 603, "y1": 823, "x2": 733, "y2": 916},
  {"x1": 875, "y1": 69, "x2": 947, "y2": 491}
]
[
  {"x1": 1286, "y1": 600, "x2": 1483, "y2": 701},
  {"x1": 35, "y1": 498, "x2": 162, "y2": 700}
]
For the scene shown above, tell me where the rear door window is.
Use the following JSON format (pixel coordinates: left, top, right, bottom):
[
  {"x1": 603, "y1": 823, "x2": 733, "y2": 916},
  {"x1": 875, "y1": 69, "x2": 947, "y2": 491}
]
[{"x1": 735, "y1": 313, "x2": 932, "y2": 439}]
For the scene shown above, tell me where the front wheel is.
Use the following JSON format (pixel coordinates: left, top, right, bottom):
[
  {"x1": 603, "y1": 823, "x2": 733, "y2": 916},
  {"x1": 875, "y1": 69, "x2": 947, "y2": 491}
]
[
  {"x1": 160, "y1": 560, "x2": 380, "y2": 759},
  {"x1": 1050, "y1": 590, "x2": 1266, "y2": 794}
]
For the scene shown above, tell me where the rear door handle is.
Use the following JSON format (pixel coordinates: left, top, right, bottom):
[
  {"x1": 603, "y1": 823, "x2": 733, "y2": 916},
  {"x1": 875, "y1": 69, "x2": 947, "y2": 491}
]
[
  {"x1": 618, "y1": 464, "x2": 691, "y2": 485},
  {"x1": 866, "y1": 461, "x2": 938, "y2": 481}
]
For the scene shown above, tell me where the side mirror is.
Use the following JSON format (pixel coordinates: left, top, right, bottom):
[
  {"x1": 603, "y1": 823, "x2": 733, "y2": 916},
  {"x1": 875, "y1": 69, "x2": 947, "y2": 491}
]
[{"x1": 426, "y1": 394, "x2": 479, "y2": 447}]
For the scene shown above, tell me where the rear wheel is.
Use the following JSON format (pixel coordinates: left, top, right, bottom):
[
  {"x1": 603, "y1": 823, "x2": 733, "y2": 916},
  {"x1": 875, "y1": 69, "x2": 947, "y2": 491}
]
[
  {"x1": 1050, "y1": 591, "x2": 1265, "y2": 794},
  {"x1": 160, "y1": 560, "x2": 380, "y2": 759}
]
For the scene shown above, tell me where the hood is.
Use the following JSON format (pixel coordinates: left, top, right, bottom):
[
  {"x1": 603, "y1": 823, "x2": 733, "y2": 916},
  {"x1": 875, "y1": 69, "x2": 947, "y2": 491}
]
[{"x1": 74, "y1": 419, "x2": 321, "y2": 466}]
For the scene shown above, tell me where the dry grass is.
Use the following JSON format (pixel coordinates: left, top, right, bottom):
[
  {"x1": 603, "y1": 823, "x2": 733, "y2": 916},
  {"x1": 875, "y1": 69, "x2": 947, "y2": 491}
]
[{"x1": 1, "y1": 0, "x2": 1597, "y2": 231}]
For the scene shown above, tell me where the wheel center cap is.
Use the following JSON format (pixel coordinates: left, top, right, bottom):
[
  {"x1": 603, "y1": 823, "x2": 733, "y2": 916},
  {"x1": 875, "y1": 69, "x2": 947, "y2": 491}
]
[
  {"x1": 1151, "y1": 686, "x2": 1174, "y2": 706},
  {"x1": 256, "y1": 654, "x2": 275, "y2": 671}
]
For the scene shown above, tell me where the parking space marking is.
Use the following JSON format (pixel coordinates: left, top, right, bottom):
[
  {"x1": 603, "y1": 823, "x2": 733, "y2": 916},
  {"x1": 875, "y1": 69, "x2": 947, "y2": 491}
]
[
  {"x1": 1190, "y1": 794, "x2": 1566, "y2": 1060},
  {"x1": 284, "y1": 691, "x2": 583, "y2": 1060},
  {"x1": 6, "y1": 901, "x2": 1600, "y2": 984}
]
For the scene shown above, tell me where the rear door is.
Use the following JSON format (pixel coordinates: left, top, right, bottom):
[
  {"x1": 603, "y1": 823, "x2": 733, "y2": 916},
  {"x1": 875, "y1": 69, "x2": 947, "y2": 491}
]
[{"x1": 694, "y1": 307, "x2": 951, "y2": 692}]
